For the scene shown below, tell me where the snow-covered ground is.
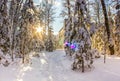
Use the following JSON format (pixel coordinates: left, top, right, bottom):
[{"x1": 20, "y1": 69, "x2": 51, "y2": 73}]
[{"x1": 0, "y1": 50, "x2": 120, "y2": 81}]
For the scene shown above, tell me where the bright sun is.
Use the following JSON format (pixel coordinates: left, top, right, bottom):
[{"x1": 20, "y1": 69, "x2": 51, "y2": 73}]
[{"x1": 36, "y1": 27, "x2": 42, "y2": 33}]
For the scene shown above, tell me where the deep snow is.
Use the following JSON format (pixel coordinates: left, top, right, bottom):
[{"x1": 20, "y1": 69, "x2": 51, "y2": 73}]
[{"x1": 0, "y1": 50, "x2": 120, "y2": 81}]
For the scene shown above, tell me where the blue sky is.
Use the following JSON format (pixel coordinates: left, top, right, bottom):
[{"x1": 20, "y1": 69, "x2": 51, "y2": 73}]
[{"x1": 34, "y1": 0, "x2": 63, "y2": 35}]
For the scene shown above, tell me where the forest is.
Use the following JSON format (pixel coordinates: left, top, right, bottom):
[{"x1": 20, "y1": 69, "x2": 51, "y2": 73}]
[{"x1": 0, "y1": 0, "x2": 120, "y2": 81}]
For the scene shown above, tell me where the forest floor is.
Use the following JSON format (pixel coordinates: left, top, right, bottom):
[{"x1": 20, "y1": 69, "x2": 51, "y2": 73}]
[{"x1": 0, "y1": 50, "x2": 120, "y2": 81}]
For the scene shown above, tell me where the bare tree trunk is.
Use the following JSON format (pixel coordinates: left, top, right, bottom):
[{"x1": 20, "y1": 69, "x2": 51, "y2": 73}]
[
  {"x1": 67, "y1": 0, "x2": 71, "y2": 18},
  {"x1": 101, "y1": 0, "x2": 114, "y2": 55},
  {"x1": 96, "y1": 0, "x2": 100, "y2": 24},
  {"x1": 48, "y1": 8, "x2": 50, "y2": 39},
  {"x1": 9, "y1": 0, "x2": 15, "y2": 61},
  {"x1": 22, "y1": 38, "x2": 25, "y2": 63}
]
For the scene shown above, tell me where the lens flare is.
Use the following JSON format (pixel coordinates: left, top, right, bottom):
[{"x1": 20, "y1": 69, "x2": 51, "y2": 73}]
[
  {"x1": 36, "y1": 27, "x2": 42, "y2": 33},
  {"x1": 70, "y1": 44, "x2": 76, "y2": 49}
]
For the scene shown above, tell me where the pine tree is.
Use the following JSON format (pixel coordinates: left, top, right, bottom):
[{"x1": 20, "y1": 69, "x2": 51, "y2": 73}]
[
  {"x1": 71, "y1": 0, "x2": 93, "y2": 72},
  {"x1": 43, "y1": 0, "x2": 55, "y2": 52},
  {"x1": 19, "y1": 0, "x2": 36, "y2": 63},
  {"x1": 0, "y1": 0, "x2": 9, "y2": 54},
  {"x1": 63, "y1": 0, "x2": 74, "y2": 56}
]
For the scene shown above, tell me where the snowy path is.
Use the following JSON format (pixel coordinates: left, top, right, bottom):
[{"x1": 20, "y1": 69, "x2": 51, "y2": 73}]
[{"x1": 0, "y1": 50, "x2": 120, "y2": 81}]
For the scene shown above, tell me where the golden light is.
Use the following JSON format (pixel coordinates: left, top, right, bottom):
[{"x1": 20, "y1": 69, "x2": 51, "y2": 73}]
[{"x1": 36, "y1": 27, "x2": 43, "y2": 33}]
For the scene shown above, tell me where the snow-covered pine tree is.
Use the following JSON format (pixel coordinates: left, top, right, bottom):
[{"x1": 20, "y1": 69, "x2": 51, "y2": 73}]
[
  {"x1": 64, "y1": 18, "x2": 73, "y2": 56},
  {"x1": 18, "y1": 0, "x2": 36, "y2": 63},
  {"x1": 0, "y1": 0, "x2": 11, "y2": 65},
  {"x1": 72, "y1": 0, "x2": 93, "y2": 72},
  {"x1": 63, "y1": 0, "x2": 74, "y2": 56},
  {"x1": 8, "y1": 0, "x2": 26, "y2": 61},
  {"x1": 43, "y1": 0, "x2": 55, "y2": 52},
  {"x1": 0, "y1": 0, "x2": 9, "y2": 54},
  {"x1": 45, "y1": 39, "x2": 53, "y2": 52}
]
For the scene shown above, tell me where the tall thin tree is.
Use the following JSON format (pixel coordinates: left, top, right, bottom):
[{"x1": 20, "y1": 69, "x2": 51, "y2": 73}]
[{"x1": 100, "y1": 0, "x2": 114, "y2": 62}]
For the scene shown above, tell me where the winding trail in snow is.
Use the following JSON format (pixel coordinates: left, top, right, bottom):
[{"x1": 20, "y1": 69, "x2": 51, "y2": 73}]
[
  {"x1": 0, "y1": 50, "x2": 120, "y2": 81},
  {"x1": 33, "y1": 50, "x2": 120, "y2": 81}
]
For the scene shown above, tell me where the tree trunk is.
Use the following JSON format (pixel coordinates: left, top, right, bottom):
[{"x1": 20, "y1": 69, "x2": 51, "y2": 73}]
[
  {"x1": 100, "y1": 0, "x2": 114, "y2": 55},
  {"x1": 67, "y1": 0, "x2": 72, "y2": 56}
]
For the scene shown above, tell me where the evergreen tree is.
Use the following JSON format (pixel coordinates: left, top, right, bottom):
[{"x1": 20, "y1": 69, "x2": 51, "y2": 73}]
[
  {"x1": 0, "y1": 0, "x2": 9, "y2": 54},
  {"x1": 42, "y1": 0, "x2": 55, "y2": 52}
]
